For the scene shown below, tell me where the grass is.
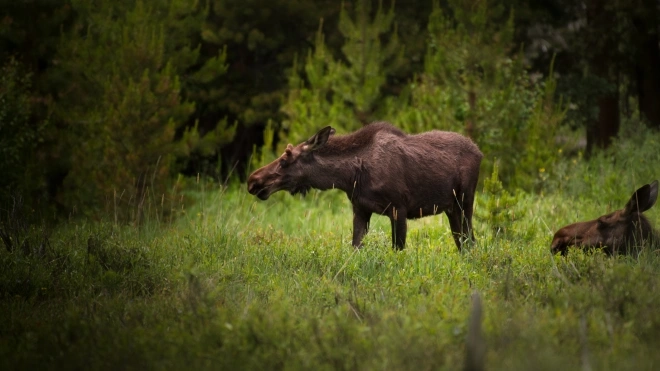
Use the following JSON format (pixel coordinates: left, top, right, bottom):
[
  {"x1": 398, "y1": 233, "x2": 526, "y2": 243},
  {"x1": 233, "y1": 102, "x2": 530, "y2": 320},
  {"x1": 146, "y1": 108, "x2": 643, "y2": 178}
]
[{"x1": 2, "y1": 145, "x2": 660, "y2": 370}]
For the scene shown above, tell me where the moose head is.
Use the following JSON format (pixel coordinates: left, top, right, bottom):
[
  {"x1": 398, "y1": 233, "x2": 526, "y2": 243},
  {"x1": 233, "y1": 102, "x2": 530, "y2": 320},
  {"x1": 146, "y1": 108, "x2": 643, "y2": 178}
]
[
  {"x1": 247, "y1": 126, "x2": 335, "y2": 200},
  {"x1": 551, "y1": 180, "x2": 659, "y2": 255}
]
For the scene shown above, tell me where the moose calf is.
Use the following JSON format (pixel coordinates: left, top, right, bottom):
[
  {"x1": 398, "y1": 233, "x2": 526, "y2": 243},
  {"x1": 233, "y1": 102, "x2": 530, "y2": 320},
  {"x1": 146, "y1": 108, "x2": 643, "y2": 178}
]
[
  {"x1": 247, "y1": 122, "x2": 483, "y2": 250},
  {"x1": 551, "y1": 180, "x2": 659, "y2": 255}
]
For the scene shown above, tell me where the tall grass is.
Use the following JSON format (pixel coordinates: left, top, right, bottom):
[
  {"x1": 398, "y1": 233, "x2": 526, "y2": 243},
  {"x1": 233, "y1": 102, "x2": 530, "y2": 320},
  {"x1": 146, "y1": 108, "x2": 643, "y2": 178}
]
[{"x1": 2, "y1": 130, "x2": 660, "y2": 370}]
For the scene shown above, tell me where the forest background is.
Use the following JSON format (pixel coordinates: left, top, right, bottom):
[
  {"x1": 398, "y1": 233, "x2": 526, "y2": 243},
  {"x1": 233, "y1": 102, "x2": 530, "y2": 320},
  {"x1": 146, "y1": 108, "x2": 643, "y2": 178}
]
[
  {"x1": 2, "y1": 0, "x2": 660, "y2": 218},
  {"x1": 3, "y1": 1, "x2": 660, "y2": 369}
]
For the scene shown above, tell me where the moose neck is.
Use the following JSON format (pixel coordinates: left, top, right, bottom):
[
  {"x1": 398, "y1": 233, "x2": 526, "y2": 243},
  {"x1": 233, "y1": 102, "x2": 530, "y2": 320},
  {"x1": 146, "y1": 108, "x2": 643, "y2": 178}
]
[
  {"x1": 307, "y1": 149, "x2": 363, "y2": 196},
  {"x1": 304, "y1": 128, "x2": 387, "y2": 196}
]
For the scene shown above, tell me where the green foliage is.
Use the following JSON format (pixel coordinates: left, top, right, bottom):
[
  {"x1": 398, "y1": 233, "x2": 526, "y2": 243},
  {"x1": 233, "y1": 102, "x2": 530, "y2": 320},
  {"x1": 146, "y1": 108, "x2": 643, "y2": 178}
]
[
  {"x1": 392, "y1": 0, "x2": 516, "y2": 135},
  {"x1": 198, "y1": 0, "x2": 334, "y2": 128},
  {"x1": 558, "y1": 74, "x2": 615, "y2": 131},
  {"x1": 177, "y1": 39, "x2": 236, "y2": 170},
  {"x1": 515, "y1": 60, "x2": 566, "y2": 190},
  {"x1": 478, "y1": 162, "x2": 519, "y2": 237},
  {"x1": 335, "y1": 0, "x2": 404, "y2": 120},
  {"x1": 0, "y1": 0, "x2": 72, "y2": 66},
  {"x1": 281, "y1": 27, "x2": 353, "y2": 145},
  {"x1": 249, "y1": 119, "x2": 277, "y2": 171},
  {"x1": 54, "y1": 0, "x2": 208, "y2": 219},
  {"x1": 281, "y1": 0, "x2": 403, "y2": 145},
  {"x1": 548, "y1": 118, "x2": 660, "y2": 206},
  {"x1": 388, "y1": 1, "x2": 565, "y2": 190},
  {"x1": 0, "y1": 58, "x2": 46, "y2": 200}
]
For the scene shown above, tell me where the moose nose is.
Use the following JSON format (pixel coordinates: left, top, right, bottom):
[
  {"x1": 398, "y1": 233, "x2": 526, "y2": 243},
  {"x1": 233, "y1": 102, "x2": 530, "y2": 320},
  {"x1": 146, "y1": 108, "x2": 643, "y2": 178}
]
[
  {"x1": 247, "y1": 182, "x2": 256, "y2": 194},
  {"x1": 247, "y1": 180, "x2": 260, "y2": 195}
]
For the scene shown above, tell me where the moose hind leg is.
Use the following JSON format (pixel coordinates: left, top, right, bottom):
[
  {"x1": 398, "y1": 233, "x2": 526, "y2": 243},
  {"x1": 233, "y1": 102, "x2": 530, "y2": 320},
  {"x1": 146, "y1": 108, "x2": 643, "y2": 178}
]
[
  {"x1": 447, "y1": 211, "x2": 464, "y2": 250},
  {"x1": 447, "y1": 188, "x2": 477, "y2": 249},
  {"x1": 447, "y1": 209, "x2": 474, "y2": 250},
  {"x1": 461, "y1": 191, "x2": 477, "y2": 243},
  {"x1": 390, "y1": 207, "x2": 407, "y2": 250}
]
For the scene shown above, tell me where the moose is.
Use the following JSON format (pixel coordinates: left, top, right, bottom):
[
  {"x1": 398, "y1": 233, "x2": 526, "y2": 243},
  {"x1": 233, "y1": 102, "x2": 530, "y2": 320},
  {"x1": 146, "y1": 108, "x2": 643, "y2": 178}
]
[
  {"x1": 247, "y1": 122, "x2": 483, "y2": 250},
  {"x1": 551, "y1": 180, "x2": 659, "y2": 255}
]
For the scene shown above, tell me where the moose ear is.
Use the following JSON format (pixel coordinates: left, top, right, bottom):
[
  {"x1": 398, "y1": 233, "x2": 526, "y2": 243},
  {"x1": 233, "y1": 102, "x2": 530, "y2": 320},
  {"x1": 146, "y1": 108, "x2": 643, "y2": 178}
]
[
  {"x1": 303, "y1": 126, "x2": 335, "y2": 152},
  {"x1": 623, "y1": 180, "x2": 659, "y2": 215}
]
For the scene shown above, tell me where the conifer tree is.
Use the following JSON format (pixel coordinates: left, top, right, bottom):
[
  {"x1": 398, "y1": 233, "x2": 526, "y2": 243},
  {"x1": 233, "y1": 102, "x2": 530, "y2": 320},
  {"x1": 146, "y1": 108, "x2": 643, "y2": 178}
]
[
  {"x1": 335, "y1": 0, "x2": 403, "y2": 124},
  {"x1": 0, "y1": 58, "x2": 44, "y2": 203},
  {"x1": 388, "y1": 0, "x2": 564, "y2": 189},
  {"x1": 54, "y1": 0, "x2": 225, "y2": 219},
  {"x1": 282, "y1": 0, "x2": 402, "y2": 145}
]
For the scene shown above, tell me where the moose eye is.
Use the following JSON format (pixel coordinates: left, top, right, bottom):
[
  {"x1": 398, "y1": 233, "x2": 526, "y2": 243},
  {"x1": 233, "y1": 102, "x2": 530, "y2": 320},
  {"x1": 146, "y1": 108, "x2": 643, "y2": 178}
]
[{"x1": 279, "y1": 158, "x2": 288, "y2": 168}]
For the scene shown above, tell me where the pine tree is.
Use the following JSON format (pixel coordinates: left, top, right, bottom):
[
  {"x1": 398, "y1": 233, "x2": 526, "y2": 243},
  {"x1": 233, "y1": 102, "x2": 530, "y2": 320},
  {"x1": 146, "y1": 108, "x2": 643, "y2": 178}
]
[
  {"x1": 54, "y1": 0, "x2": 222, "y2": 219},
  {"x1": 335, "y1": 0, "x2": 403, "y2": 124},
  {"x1": 0, "y1": 58, "x2": 45, "y2": 203},
  {"x1": 389, "y1": 0, "x2": 564, "y2": 190},
  {"x1": 281, "y1": 0, "x2": 403, "y2": 145}
]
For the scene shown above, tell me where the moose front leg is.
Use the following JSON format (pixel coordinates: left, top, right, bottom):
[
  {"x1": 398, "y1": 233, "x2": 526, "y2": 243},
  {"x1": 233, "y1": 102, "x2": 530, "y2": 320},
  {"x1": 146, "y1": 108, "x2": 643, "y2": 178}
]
[
  {"x1": 352, "y1": 207, "x2": 372, "y2": 248},
  {"x1": 390, "y1": 206, "x2": 407, "y2": 250}
]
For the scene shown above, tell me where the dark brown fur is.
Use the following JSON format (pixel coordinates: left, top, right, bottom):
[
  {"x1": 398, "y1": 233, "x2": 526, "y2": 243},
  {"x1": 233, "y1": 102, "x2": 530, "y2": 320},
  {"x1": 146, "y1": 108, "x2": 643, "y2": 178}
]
[
  {"x1": 551, "y1": 180, "x2": 659, "y2": 255},
  {"x1": 247, "y1": 122, "x2": 483, "y2": 250}
]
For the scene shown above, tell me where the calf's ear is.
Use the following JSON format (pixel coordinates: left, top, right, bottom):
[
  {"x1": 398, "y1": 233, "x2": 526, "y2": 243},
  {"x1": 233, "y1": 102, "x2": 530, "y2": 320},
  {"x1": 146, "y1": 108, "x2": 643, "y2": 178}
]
[
  {"x1": 303, "y1": 126, "x2": 335, "y2": 152},
  {"x1": 623, "y1": 180, "x2": 659, "y2": 215}
]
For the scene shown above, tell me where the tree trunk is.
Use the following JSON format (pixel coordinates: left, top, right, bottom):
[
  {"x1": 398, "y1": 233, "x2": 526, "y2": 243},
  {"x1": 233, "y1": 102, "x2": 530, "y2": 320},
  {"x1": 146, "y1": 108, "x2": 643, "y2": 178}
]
[
  {"x1": 585, "y1": 0, "x2": 620, "y2": 154},
  {"x1": 465, "y1": 90, "x2": 477, "y2": 140},
  {"x1": 633, "y1": 8, "x2": 660, "y2": 128},
  {"x1": 586, "y1": 92, "x2": 619, "y2": 153}
]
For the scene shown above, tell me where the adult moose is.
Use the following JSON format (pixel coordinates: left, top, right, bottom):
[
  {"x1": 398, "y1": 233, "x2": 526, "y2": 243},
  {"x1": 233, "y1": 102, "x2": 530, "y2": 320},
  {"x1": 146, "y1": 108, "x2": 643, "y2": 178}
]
[
  {"x1": 551, "y1": 180, "x2": 659, "y2": 255},
  {"x1": 247, "y1": 122, "x2": 483, "y2": 250}
]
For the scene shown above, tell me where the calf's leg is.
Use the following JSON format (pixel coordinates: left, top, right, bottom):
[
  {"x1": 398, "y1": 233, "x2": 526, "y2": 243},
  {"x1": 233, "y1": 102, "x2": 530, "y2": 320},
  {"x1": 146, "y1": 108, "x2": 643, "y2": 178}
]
[{"x1": 446, "y1": 189, "x2": 477, "y2": 250}]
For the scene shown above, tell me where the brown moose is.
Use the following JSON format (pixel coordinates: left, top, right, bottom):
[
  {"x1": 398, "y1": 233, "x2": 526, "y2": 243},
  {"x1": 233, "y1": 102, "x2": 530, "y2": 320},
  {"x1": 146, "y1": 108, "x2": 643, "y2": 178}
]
[
  {"x1": 551, "y1": 180, "x2": 659, "y2": 255},
  {"x1": 247, "y1": 122, "x2": 483, "y2": 250}
]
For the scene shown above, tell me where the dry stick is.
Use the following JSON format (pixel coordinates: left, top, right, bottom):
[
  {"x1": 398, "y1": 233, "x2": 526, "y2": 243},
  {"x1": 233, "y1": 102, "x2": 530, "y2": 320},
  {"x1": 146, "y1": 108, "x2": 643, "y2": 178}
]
[
  {"x1": 464, "y1": 291, "x2": 486, "y2": 371},
  {"x1": 538, "y1": 215, "x2": 553, "y2": 235},
  {"x1": 346, "y1": 299, "x2": 363, "y2": 323},
  {"x1": 579, "y1": 315, "x2": 592, "y2": 371}
]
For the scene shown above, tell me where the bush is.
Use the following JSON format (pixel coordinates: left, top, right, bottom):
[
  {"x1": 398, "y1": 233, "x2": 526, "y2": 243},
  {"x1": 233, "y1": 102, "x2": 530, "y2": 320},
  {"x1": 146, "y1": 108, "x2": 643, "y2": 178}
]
[
  {"x1": 53, "y1": 0, "x2": 206, "y2": 221},
  {"x1": 547, "y1": 119, "x2": 660, "y2": 206},
  {"x1": 386, "y1": 1, "x2": 565, "y2": 191}
]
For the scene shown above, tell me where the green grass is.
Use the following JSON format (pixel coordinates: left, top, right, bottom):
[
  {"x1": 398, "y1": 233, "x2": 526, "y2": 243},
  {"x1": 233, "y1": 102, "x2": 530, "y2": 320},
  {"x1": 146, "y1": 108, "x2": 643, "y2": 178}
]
[{"x1": 2, "y1": 150, "x2": 660, "y2": 370}]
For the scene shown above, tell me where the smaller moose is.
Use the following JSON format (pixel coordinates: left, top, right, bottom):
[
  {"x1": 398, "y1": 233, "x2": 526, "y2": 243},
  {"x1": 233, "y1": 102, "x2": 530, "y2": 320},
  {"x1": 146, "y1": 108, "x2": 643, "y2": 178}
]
[{"x1": 551, "y1": 180, "x2": 659, "y2": 255}]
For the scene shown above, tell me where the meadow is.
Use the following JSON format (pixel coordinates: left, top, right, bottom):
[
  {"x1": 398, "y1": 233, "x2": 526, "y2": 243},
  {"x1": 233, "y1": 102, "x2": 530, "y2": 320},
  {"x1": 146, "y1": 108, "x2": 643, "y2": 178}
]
[{"x1": 2, "y1": 131, "x2": 660, "y2": 370}]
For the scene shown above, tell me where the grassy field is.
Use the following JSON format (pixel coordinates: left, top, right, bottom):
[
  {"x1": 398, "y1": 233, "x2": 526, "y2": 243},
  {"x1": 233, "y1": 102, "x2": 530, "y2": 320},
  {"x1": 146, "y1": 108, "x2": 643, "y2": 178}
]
[{"x1": 2, "y1": 143, "x2": 660, "y2": 370}]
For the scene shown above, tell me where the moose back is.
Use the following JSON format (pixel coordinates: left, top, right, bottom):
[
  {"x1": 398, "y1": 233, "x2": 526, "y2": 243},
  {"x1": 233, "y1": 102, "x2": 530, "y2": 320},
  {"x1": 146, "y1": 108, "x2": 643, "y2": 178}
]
[{"x1": 247, "y1": 122, "x2": 483, "y2": 250}]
